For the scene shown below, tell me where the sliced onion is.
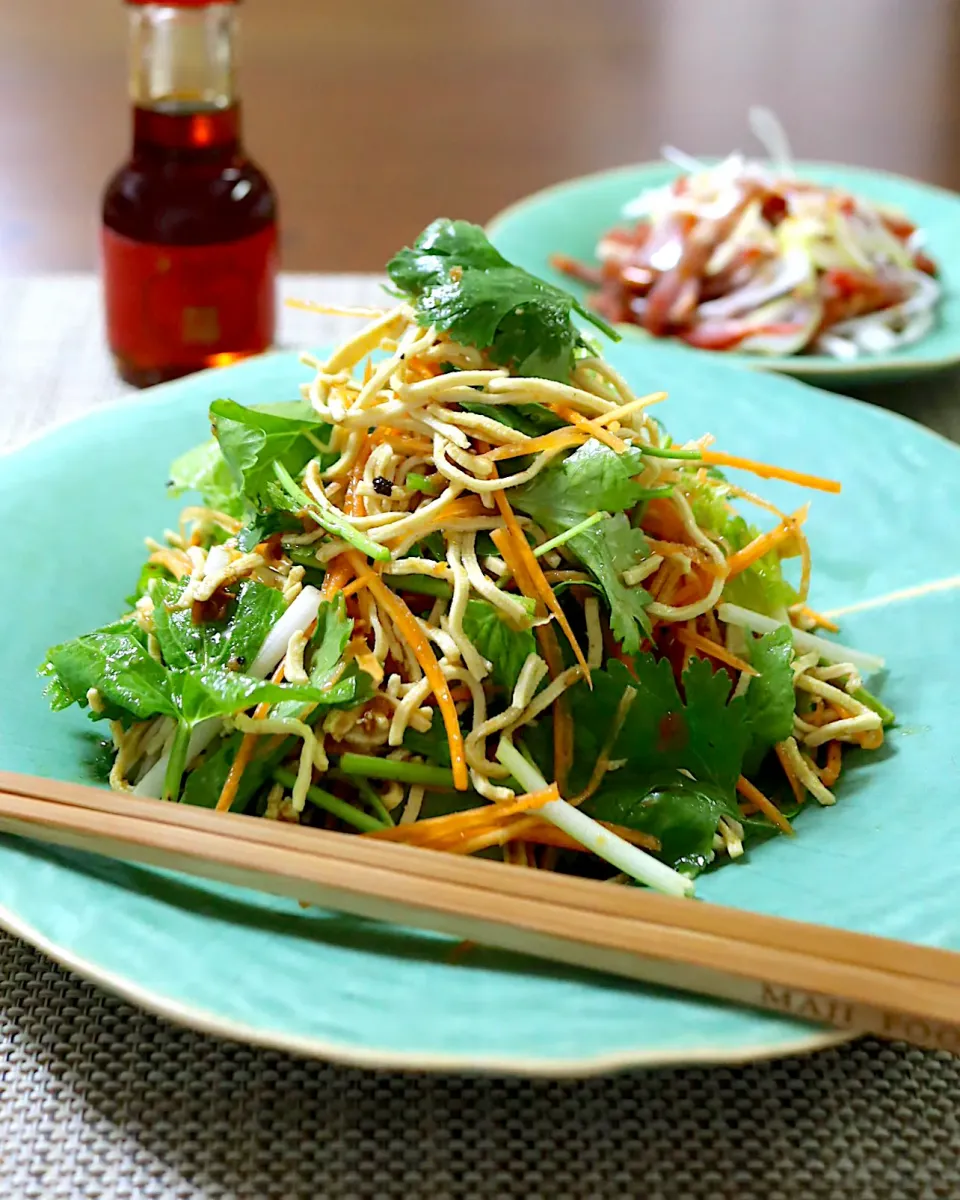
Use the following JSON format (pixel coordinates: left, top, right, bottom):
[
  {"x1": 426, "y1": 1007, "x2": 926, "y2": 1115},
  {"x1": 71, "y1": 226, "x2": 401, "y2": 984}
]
[
  {"x1": 133, "y1": 719, "x2": 221, "y2": 798},
  {"x1": 250, "y1": 584, "x2": 323, "y2": 678},
  {"x1": 749, "y1": 106, "x2": 795, "y2": 176},
  {"x1": 830, "y1": 269, "x2": 940, "y2": 337},
  {"x1": 660, "y1": 144, "x2": 705, "y2": 175},
  {"x1": 813, "y1": 332, "x2": 859, "y2": 361},
  {"x1": 698, "y1": 248, "x2": 811, "y2": 319}
]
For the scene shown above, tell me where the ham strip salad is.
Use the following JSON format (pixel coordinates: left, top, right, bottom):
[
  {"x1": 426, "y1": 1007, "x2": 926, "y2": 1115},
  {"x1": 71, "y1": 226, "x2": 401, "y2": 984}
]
[
  {"x1": 41, "y1": 219, "x2": 893, "y2": 897},
  {"x1": 554, "y1": 110, "x2": 940, "y2": 359}
]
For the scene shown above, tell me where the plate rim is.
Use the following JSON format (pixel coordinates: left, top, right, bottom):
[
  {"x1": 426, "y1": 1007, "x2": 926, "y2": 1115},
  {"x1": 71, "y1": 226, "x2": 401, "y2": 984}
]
[
  {"x1": 486, "y1": 158, "x2": 960, "y2": 379},
  {"x1": 0, "y1": 900, "x2": 848, "y2": 1075}
]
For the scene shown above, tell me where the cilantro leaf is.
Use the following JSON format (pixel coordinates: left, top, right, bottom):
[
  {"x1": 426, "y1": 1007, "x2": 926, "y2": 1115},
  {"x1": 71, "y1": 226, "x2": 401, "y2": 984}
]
[
  {"x1": 167, "y1": 438, "x2": 244, "y2": 518},
  {"x1": 742, "y1": 625, "x2": 796, "y2": 773},
  {"x1": 304, "y1": 596, "x2": 354, "y2": 684},
  {"x1": 386, "y1": 219, "x2": 616, "y2": 382},
  {"x1": 237, "y1": 510, "x2": 302, "y2": 553},
  {"x1": 272, "y1": 597, "x2": 373, "y2": 720},
  {"x1": 513, "y1": 442, "x2": 655, "y2": 652},
  {"x1": 210, "y1": 399, "x2": 334, "y2": 509},
  {"x1": 582, "y1": 771, "x2": 741, "y2": 874},
  {"x1": 568, "y1": 514, "x2": 651, "y2": 653},
  {"x1": 461, "y1": 598, "x2": 536, "y2": 692},
  {"x1": 514, "y1": 439, "x2": 648, "y2": 525},
  {"x1": 565, "y1": 654, "x2": 750, "y2": 796},
  {"x1": 459, "y1": 400, "x2": 566, "y2": 438},
  {"x1": 544, "y1": 653, "x2": 756, "y2": 874}
]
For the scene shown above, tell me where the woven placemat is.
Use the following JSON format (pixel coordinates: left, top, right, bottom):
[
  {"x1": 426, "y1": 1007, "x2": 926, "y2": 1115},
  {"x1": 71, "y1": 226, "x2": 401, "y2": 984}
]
[
  {"x1": 3, "y1": 934, "x2": 959, "y2": 1199},
  {"x1": 2, "y1": 276, "x2": 960, "y2": 1199}
]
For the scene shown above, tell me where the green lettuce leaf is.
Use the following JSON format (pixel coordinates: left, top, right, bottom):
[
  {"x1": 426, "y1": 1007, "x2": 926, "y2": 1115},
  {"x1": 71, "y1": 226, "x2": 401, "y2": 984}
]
[
  {"x1": 403, "y1": 720, "x2": 453, "y2": 767},
  {"x1": 125, "y1": 560, "x2": 174, "y2": 610},
  {"x1": 180, "y1": 731, "x2": 290, "y2": 812},
  {"x1": 167, "y1": 668, "x2": 327, "y2": 725}
]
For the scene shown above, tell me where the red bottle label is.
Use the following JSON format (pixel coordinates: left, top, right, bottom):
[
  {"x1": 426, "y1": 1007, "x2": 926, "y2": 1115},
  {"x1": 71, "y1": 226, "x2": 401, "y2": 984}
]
[{"x1": 102, "y1": 224, "x2": 278, "y2": 371}]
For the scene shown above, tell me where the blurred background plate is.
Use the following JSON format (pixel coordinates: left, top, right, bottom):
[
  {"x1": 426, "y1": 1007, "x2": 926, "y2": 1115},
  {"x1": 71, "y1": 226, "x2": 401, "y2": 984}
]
[
  {"x1": 488, "y1": 161, "x2": 960, "y2": 384},
  {"x1": 1, "y1": 342, "x2": 959, "y2": 1074}
]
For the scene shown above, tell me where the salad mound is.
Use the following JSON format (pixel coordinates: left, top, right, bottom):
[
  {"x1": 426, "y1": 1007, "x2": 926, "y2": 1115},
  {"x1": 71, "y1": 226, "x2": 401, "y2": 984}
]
[{"x1": 41, "y1": 219, "x2": 893, "y2": 898}]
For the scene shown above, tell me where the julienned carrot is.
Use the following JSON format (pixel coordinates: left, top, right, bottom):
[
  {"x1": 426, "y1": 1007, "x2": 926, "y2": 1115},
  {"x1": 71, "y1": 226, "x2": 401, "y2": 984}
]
[
  {"x1": 434, "y1": 497, "x2": 489, "y2": 523},
  {"x1": 367, "y1": 786, "x2": 559, "y2": 843},
  {"x1": 492, "y1": 526, "x2": 575, "y2": 790},
  {"x1": 700, "y1": 449, "x2": 842, "y2": 494},
  {"x1": 482, "y1": 427, "x2": 584, "y2": 462},
  {"x1": 820, "y1": 740, "x2": 843, "y2": 787},
  {"x1": 346, "y1": 551, "x2": 468, "y2": 791},
  {"x1": 736, "y1": 775, "x2": 794, "y2": 835},
  {"x1": 430, "y1": 813, "x2": 661, "y2": 857},
  {"x1": 674, "y1": 627, "x2": 758, "y2": 677},
  {"x1": 641, "y1": 498, "x2": 690, "y2": 543},
  {"x1": 215, "y1": 659, "x2": 287, "y2": 813},
  {"x1": 492, "y1": 490, "x2": 591, "y2": 683},
  {"x1": 320, "y1": 559, "x2": 355, "y2": 602},
  {"x1": 587, "y1": 391, "x2": 667, "y2": 428},
  {"x1": 725, "y1": 521, "x2": 795, "y2": 578},
  {"x1": 553, "y1": 405, "x2": 630, "y2": 456},
  {"x1": 774, "y1": 743, "x2": 806, "y2": 806},
  {"x1": 147, "y1": 547, "x2": 192, "y2": 580},
  {"x1": 794, "y1": 604, "x2": 840, "y2": 634}
]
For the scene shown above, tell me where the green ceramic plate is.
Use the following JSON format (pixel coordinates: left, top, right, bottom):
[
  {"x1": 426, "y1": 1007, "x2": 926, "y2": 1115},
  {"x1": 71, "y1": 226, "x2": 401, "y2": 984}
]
[
  {"x1": 487, "y1": 161, "x2": 960, "y2": 384},
  {"x1": 2, "y1": 344, "x2": 959, "y2": 1074}
]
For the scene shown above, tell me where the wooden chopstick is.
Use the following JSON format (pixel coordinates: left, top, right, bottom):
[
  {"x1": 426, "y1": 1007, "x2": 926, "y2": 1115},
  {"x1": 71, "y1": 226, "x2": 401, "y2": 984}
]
[
  {"x1": 4, "y1": 771, "x2": 957, "y2": 990},
  {"x1": 0, "y1": 772, "x2": 958, "y2": 1054}
]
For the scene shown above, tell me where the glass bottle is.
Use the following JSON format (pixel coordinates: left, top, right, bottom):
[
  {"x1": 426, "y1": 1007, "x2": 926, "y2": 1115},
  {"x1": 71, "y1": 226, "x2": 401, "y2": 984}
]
[{"x1": 102, "y1": 0, "x2": 278, "y2": 388}]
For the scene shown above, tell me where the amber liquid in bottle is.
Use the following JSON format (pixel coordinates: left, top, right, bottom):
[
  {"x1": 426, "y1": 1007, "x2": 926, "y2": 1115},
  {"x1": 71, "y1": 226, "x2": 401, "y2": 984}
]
[{"x1": 102, "y1": 4, "x2": 277, "y2": 387}]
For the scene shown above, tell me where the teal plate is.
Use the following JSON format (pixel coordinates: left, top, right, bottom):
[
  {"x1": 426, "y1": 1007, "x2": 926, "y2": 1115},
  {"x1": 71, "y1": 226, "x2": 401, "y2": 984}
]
[
  {"x1": 2, "y1": 344, "x2": 959, "y2": 1074},
  {"x1": 487, "y1": 161, "x2": 960, "y2": 384}
]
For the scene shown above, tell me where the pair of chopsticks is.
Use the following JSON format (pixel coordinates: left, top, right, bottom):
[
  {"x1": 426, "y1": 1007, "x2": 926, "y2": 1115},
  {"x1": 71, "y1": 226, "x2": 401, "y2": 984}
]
[{"x1": 0, "y1": 770, "x2": 957, "y2": 1054}]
